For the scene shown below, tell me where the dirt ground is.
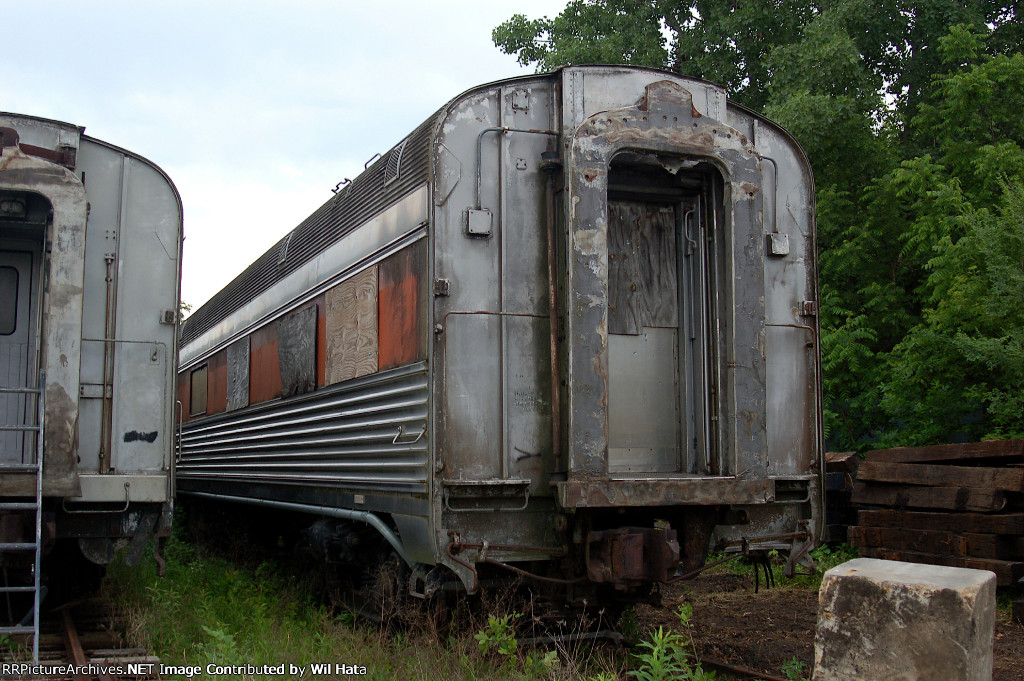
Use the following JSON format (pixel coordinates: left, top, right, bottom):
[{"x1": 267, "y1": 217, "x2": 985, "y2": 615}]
[{"x1": 635, "y1": 571, "x2": 1024, "y2": 680}]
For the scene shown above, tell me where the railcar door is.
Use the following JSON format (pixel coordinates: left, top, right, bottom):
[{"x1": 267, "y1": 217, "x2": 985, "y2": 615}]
[
  {"x1": 606, "y1": 161, "x2": 721, "y2": 476},
  {"x1": 0, "y1": 248, "x2": 38, "y2": 464}
]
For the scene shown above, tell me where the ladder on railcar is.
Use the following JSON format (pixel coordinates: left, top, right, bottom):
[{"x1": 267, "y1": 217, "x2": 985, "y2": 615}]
[{"x1": 0, "y1": 378, "x2": 44, "y2": 662}]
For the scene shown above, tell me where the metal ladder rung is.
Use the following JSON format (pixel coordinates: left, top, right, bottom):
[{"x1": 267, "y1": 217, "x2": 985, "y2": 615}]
[
  {"x1": 0, "y1": 625, "x2": 37, "y2": 635},
  {"x1": 0, "y1": 376, "x2": 44, "y2": 663},
  {"x1": 0, "y1": 501, "x2": 38, "y2": 510},
  {"x1": 0, "y1": 425, "x2": 42, "y2": 432},
  {"x1": 0, "y1": 464, "x2": 42, "y2": 473}
]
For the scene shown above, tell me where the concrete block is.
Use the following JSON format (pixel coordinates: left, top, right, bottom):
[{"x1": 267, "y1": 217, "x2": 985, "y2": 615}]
[{"x1": 813, "y1": 557, "x2": 995, "y2": 681}]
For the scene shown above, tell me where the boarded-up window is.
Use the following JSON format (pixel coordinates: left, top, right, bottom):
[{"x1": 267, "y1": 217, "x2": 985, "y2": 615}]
[
  {"x1": 325, "y1": 266, "x2": 379, "y2": 384},
  {"x1": 608, "y1": 201, "x2": 678, "y2": 335},
  {"x1": 226, "y1": 337, "x2": 250, "y2": 411},
  {"x1": 189, "y1": 365, "x2": 208, "y2": 416},
  {"x1": 277, "y1": 305, "x2": 317, "y2": 397}
]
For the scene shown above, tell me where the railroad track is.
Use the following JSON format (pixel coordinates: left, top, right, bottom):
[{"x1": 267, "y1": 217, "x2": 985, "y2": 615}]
[{"x1": 1, "y1": 598, "x2": 160, "y2": 680}]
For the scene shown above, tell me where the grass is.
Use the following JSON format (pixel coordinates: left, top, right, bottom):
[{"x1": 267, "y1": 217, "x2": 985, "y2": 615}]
[
  {"x1": 106, "y1": 506, "x2": 865, "y2": 681},
  {"x1": 703, "y1": 543, "x2": 861, "y2": 591},
  {"x1": 107, "y1": 528, "x2": 625, "y2": 680}
]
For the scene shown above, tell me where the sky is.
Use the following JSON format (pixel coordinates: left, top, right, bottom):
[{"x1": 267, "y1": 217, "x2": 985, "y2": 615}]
[{"x1": 2, "y1": 0, "x2": 566, "y2": 310}]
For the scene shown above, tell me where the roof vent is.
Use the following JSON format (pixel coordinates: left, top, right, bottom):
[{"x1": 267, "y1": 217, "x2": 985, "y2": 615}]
[{"x1": 384, "y1": 137, "x2": 409, "y2": 186}]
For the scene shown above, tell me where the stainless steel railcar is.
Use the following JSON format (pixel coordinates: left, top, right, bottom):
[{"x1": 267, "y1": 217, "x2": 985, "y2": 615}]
[
  {"x1": 0, "y1": 115, "x2": 182, "y2": 644},
  {"x1": 177, "y1": 66, "x2": 823, "y2": 600}
]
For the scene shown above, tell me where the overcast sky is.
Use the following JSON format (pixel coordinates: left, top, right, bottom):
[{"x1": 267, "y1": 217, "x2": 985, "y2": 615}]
[{"x1": 3, "y1": 1, "x2": 566, "y2": 310}]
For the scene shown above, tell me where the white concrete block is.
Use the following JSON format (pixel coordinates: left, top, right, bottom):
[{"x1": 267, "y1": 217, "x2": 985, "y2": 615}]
[{"x1": 813, "y1": 557, "x2": 996, "y2": 681}]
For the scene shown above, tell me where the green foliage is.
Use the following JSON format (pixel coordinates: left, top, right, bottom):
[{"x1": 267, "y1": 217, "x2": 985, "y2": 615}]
[
  {"x1": 492, "y1": 1, "x2": 669, "y2": 72},
  {"x1": 474, "y1": 613, "x2": 520, "y2": 668},
  {"x1": 782, "y1": 656, "x2": 810, "y2": 681},
  {"x1": 629, "y1": 627, "x2": 692, "y2": 681}
]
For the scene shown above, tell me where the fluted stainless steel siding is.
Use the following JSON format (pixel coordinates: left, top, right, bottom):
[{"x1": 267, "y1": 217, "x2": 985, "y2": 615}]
[{"x1": 177, "y1": 362, "x2": 428, "y2": 495}]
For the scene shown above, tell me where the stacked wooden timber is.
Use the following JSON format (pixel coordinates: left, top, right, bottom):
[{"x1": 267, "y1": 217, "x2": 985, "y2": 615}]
[
  {"x1": 848, "y1": 439, "x2": 1024, "y2": 587},
  {"x1": 825, "y1": 451, "x2": 860, "y2": 543}
]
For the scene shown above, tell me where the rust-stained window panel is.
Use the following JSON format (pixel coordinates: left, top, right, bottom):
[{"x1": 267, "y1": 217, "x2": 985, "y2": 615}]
[
  {"x1": 206, "y1": 350, "x2": 227, "y2": 416},
  {"x1": 189, "y1": 365, "x2": 208, "y2": 417},
  {"x1": 378, "y1": 239, "x2": 428, "y2": 370},
  {"x1": 249, "y1": 324, "x2": 282, "y2": 404},
  {"x1": 177, "y1": 372, "x2": 191, "y2": 423}
]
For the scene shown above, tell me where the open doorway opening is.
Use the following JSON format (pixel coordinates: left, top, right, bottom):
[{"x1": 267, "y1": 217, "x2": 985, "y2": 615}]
[{"x1": 606, "y1": 153, "x2": 727, "y2": 476}]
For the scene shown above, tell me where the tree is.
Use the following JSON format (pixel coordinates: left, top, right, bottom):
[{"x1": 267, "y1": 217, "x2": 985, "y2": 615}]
[{"x1": 493, "y1": 6, "x2": 1024, "y2": 448}]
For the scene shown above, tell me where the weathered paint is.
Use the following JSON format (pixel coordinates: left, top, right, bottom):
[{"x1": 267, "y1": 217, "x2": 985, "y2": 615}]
[
  {"x1": 206, "y1": 349, "x2": 227, "y2": 416},
  {"x1": 0, "y1": 143, "x2": 87, "y2": 496},
  {"x1": 325, "y1": 266, "x2": 378, "y2": 384},
  {"x1": 277, "y1": 304, "x2": 317, "y2": 397},
  {"x1": 248, "y1": 324, "x2": 282, "y2": 404},
  {"x1": 225, "y1": 336, "x2": 250, "y2": 411},
  {"x1": 378, "y1": 240, "x2": 427, "y2": 371},
  {"x1": 564, "y1": 78, "x2": 767, "y2": 488}
]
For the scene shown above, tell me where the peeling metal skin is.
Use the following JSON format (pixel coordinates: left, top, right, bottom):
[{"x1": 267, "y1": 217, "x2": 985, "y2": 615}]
[
  {"x1": 0, "y1": 145, "x2": 87, "y2": 497},
  {"x1": 565, "y1": 80, "x2": 768, "y2": 494},
  {"x1": 558, "y1": 477, "x2": 775, "y2": 508}
]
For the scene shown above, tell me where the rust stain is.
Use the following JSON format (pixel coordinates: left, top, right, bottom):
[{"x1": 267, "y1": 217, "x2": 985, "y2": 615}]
[
  {"x1": 176, "y1": 372, "x2": 190, "y2": 423},
  {"x1": 378, "y1": 240, "x2": 428, "y2": 370},
  {"x1": 206, "y1": 349, "x2": 227, "y2": 416},
  {"x1": 249, "y1": 324, "x2": 282, "y2": 404},
  {"x1": 42, "y1": 383, "x2": 81, "y2": 495}
]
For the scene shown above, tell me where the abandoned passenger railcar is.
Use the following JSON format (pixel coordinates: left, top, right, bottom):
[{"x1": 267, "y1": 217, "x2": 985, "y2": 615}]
[
  {"x1": 177, "y1": 66, "x2": 822, "y2": 601},
  {"x1": 0, "y1": 114, "x2": 182, "y2": 656}
]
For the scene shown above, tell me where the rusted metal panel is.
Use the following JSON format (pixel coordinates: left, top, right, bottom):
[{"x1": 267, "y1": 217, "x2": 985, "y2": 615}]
[
  {"x1": 226, "y1": 336, "x2": 250, "y2": 411},
  {"x1": 189, "y1": 365, "x2": 208, "y2": 417},
  {"x1": 248, "y1": 324, "x2": 281, "y2": 404},
  {"x1": 325, "y1": 266, "x2": 378, "y2": 384},
  {"x1": 586, "y1": 527, "x2": 679, "y2": 586},
  {"x1": 277, "y1": 304, "x2": 317, "y2": 397},
  {"x1": 556, "y1": 478, "x2": 775, "y2": 507},
  {"x1": 206, "y1": 350, "x2": 227, "y2": 416},
  {"x1": 378, "y1": 240, "x2": 427, "y2": 370},
  {"x1": 176, "y1": 371, "x2": 190, "y2": 423},
  {"x1": 608, "y1": 201, "x2": 678, "y2": 334}
]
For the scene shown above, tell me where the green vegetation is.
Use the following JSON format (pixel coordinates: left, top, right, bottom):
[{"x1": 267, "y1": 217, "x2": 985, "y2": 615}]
[
  {"x1": 111, "y1": 531, "x2": 852, "y2": 680},
  {"x1": 706, "y1": 543, "x2": 860, "y2": 590},
  {"x1": 109, "y1": 531, "x2": 630, "y2": 680},
  {"x1": 494, "y1": 2, "x2": 1024, "y2": 450}
]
